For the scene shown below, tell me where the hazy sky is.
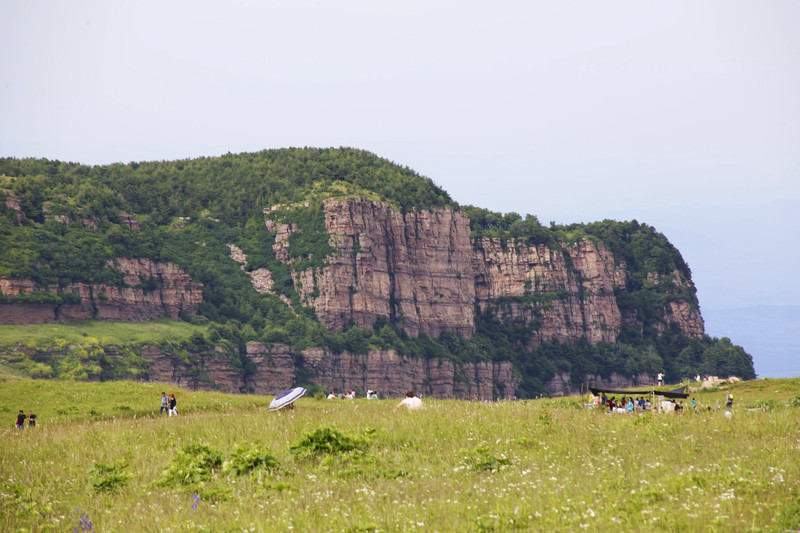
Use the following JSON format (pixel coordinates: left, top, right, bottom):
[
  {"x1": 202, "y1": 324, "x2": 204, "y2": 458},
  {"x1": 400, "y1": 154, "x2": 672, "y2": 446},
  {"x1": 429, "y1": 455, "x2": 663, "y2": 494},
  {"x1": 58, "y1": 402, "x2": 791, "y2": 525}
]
[{"x1": 2, "y1": 1, "x2": 798, "y2": 311}]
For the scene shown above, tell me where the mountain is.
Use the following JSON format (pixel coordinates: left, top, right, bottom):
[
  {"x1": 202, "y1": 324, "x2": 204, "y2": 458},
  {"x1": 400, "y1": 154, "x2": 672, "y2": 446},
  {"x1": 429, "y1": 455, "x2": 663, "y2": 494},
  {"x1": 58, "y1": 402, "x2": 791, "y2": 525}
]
[
  {"x1": 0, "y1": 148, "x2": 756, "y2": 397},
  {"x1": 703, "y1": 306, "x2": 800, "y2": 379}
]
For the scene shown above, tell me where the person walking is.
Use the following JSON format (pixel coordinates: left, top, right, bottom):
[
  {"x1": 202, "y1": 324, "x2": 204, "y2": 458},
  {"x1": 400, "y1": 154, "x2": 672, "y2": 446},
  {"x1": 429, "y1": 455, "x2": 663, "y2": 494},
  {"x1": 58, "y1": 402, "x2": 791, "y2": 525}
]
[
  {"x1": 28, "y1": 411, "x2": 37, "y2": 427},
  {"x1": 657, "y1": 372, "x2": 664, "y2": 386},
  {"x1": 15, "y1": 410, "x2": 26, "y2": 429},
  {"x1": 168, "y1": 393, "x2": 178, "y2": 416},
  {"x1": 160, "y1": 392, "x2": 169, "y2": 416}
]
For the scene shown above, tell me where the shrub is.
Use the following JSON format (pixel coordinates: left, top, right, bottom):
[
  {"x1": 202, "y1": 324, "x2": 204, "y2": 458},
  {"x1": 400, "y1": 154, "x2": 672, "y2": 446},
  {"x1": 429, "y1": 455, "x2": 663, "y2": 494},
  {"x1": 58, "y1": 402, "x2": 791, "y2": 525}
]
[
  {"x1": 460, "y1": 445, "x2": 510, "y2": 472},
  {"x1": 158, "y1": 443, "x2": 223, "y2": 486},
  {"x1": 290, "y1": 426, "x2": 373, "y2": 459},
  {"x1": 86, "y1": 460, "x2": 131, "y2": 492},
  {"x1": 223, "y1": 442, "x2": 279, "y2": 476}
]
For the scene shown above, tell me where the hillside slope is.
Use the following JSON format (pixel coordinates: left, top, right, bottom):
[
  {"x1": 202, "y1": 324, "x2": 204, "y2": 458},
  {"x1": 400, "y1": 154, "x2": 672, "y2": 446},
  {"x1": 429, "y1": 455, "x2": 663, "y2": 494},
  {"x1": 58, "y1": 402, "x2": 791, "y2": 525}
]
[{"x1": 0, "y1": 149, "x2": 755, "y2": 396}]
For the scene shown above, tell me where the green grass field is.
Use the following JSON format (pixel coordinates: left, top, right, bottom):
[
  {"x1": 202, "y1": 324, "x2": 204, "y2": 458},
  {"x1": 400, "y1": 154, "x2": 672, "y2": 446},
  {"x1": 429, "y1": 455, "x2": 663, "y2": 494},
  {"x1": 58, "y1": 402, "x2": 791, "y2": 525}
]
[
  {"x1": 2, "y1": 377, "x2": 799, "y2": 532},
  {"x1": 0, "y1": 319, "x2": 206, "y2": 347}
]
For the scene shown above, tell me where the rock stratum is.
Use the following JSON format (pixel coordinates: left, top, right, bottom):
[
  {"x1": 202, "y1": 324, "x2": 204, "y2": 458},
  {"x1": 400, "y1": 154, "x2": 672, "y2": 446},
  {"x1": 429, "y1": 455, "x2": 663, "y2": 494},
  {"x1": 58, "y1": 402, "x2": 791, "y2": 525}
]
[
  {"x1": 0, "y1": 258, "x2": 202, "y2": 324},
  {"x1": 1, "y1": 199, "x2": 707, "y2": 398},
  {"x1": 273, "y1": 199, "x2": 703, "y2": 345},
  {"x1": 3, "y1": 341, "x2": 516, "y2": 400}
]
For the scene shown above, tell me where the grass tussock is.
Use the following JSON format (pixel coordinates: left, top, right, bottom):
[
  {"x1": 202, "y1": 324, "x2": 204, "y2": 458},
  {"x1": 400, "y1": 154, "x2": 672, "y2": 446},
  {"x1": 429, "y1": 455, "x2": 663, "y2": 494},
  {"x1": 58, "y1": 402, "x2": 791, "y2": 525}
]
[{"x1": 1, "y1": 377, "x2": 799, "y2": 531}]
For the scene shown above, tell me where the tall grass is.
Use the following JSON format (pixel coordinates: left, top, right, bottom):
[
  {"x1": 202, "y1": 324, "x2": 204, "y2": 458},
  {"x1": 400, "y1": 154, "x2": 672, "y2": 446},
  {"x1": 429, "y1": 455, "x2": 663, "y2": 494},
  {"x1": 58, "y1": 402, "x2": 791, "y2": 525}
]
[
  {"x1": 1, "y1": 378, "x2": 799, "y2": 532},
  {"x1": 0, "y1": 318, "x2": 206, "y2": 346}
]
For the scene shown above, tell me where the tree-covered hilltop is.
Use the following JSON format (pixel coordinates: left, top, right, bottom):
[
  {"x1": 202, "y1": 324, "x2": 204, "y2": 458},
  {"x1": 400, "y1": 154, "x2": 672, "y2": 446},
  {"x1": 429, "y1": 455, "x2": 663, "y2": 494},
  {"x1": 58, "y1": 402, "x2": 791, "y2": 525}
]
[{"x1": 0, "y1": 148, "x2": 755, "y2": 394}]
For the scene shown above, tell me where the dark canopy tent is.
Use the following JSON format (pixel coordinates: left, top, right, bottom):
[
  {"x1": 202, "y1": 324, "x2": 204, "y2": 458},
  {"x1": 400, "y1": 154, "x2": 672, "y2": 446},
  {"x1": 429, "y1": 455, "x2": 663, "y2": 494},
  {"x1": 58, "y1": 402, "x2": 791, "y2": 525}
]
[{"x1": 589, "y1": 385, "x2": 689, "y2": 399}]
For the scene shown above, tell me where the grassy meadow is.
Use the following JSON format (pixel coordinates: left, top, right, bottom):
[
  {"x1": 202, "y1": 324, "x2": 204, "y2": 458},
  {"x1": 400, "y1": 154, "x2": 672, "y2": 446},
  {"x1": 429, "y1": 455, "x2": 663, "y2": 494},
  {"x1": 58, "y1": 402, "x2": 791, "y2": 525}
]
[
  {"x1": 0, "y1": 319, "x2": 207, "y2": 347},
  {"x1": 1, "y1": 377, "x2": 800, "y2": 532}
]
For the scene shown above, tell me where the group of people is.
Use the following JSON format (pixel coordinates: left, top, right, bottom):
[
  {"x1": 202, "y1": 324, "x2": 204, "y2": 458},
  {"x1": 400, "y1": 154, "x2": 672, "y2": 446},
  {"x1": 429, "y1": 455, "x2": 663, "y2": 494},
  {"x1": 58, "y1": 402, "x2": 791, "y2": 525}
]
[
  {"x1": 159, "y1": 392, "x2": 178, "y2": 416},
  {"x1": 14, "y1": 410, "x2": 36, "y2": 429},
  {"x1": 594, "y1": 393, "x2": 702, "y2": 413},
  {"x1": 595, "y1": 394, "x2": 651, "y2": 412},
  {"x1": 326, "y1": 389, "x2": 379, "y2": 400},
  {"x1": 325, "y1": 388, "x2": 423, "y2": 409}
]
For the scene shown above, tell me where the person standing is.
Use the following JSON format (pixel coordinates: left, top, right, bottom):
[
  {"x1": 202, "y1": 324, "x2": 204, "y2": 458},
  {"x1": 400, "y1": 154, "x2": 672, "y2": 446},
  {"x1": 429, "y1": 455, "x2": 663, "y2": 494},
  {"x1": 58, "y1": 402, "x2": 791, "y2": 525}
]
[
  {"x1": 657, "y1": 372, "x2": 664, "y2": 386},
  {"x1": 726, "y1": 392, "x2": 733, "y2": 408},
  {"x1": 160, "y1": 392, "x2": 169, "y2": 416},
  {"x1": 15, "y1": 410, "x2": 26, "y2": 429},
  {"x1": 168, "y1": 394, "x2": 178, "y2": 416},
  {"x1": 28, "y1": 412, "x2": 37, "y2": 427}
]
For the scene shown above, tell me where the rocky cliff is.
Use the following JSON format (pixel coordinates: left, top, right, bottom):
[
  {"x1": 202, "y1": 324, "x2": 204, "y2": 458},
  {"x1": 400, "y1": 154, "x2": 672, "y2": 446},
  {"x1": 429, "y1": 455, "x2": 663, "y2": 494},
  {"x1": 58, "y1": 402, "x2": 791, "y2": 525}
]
[
  {"x1": 288, "y1": 199, "x2": 476, "y2": 339},
  {"x1": 2, "y1": 341, "x2": 513, "y2": 400},
  {"x1": 545, "y1": 372, "x2": 653, "y2": 397},
  {"x1": 474, "y1": 237, "x2": 627, "y2": 346},
  {"x1": 300, "y1": 347, "x2": 516, "y2": 400},
  {"x1": 0, "y1": 258, "x2": 203, "y2": 324},
  {"x1": 268, "y1": 199, "x2": 702, "y2": 346}
]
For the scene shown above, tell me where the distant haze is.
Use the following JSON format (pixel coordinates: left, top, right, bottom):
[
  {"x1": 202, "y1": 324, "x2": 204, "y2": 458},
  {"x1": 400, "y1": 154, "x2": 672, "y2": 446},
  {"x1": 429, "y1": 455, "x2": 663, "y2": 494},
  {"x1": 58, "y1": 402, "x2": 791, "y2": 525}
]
[
  {"x1": 703, "y1": 306, "x2": 800, "y2": 379},
  {"x1": 1, "y1": 1, "x2": 798, "y2": 374}
]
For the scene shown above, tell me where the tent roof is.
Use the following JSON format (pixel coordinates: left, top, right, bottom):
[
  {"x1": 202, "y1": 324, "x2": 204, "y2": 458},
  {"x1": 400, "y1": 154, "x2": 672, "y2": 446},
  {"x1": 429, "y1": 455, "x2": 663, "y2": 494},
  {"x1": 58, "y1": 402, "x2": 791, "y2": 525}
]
[{"x1": 589, "y1": 385, "x2": 689, "y2": 399}]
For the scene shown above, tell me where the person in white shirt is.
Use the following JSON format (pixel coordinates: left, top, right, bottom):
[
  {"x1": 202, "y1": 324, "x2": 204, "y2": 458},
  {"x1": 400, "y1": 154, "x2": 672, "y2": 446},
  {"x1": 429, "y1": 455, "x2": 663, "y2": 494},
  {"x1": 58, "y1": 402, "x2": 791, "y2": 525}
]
[{"x1": 397, "y1": 391, "x2": 423, "y2": 410}]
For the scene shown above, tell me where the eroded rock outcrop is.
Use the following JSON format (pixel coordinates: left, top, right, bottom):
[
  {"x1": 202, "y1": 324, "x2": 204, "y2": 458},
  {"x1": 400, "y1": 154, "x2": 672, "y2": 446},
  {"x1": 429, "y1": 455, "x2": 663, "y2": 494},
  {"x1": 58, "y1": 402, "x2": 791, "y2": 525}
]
[
  {"x1": 272, "y1": 199, "x2": 702, "y2": 347},
  {"x1": 0, "y1": 258, "x2": 203, "y2": 324},
  {"x1": 227, "y1": 244, "x2": 275, "y2": 294},
  {"x1": 1, "y1": 189, "x2": 23, "y2": 223},
  {"x1": 474, "y1": 237, "x2": 627, "y2": 346},
  {"x1": 545, "y1": 372, "x2": 653, "y2": 397},
  {"x1": 24, "y1": 341, "x2": 509, "y2": 399},
  {"x1": 290, "y1": 199, "x2": 476, "y2": 339},
  {"x1": 300, "y1": 347, "x2": 516, "y2": 400},
  {"x1": 140, "y1": 342, "x2": 296, "y2": 394}
]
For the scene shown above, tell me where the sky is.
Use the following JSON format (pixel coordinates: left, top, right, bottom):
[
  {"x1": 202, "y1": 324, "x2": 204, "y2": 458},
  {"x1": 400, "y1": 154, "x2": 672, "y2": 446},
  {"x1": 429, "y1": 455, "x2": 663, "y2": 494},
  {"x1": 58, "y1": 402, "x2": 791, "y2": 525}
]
[{"x1": 1, "y1": 0, "x2": 799, "y2": 314}]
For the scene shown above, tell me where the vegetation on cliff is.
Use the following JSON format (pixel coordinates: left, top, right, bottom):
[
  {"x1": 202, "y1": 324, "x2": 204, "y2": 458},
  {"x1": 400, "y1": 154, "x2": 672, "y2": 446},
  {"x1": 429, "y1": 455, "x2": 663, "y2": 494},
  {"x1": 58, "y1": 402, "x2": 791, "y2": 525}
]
[{"x1": 0, "y1": 149, "x2": 755, "y2": 394}]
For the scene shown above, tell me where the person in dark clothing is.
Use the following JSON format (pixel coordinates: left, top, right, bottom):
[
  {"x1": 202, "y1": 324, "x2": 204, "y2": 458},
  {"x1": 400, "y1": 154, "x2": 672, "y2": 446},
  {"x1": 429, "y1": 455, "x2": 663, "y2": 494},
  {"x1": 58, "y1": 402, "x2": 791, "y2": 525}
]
[
  {"x1": 28, "y1": 412, "x2": 37, "y2": 427},
  {"x1": 15, "y1": 410, "x2": 26, "y2": 429},
  {"x1": 168, "y1": 394, "x2": 178, "y2": 416},
  {"x1": 160, "y1": 392, "x2": 169, "y2": 416}
]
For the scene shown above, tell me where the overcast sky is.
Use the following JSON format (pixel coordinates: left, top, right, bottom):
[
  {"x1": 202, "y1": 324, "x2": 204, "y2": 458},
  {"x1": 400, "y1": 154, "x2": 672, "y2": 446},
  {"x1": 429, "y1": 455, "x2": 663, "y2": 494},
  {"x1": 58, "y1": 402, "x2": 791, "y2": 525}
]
[{"x1": 2, "y1": 0, "x2": 798, "y2": 312}]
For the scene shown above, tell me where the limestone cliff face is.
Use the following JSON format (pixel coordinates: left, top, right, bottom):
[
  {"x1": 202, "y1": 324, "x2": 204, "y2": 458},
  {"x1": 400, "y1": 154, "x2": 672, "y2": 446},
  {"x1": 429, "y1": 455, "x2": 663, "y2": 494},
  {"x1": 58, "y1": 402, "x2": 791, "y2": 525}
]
[
  {"x1": 16, "y1": 341, "x2": 509, "y2": 399},
  {"x1": 272, "y1": 199, "x2": 702, "y2": 346},
  {"x1": 474, "y1": 237, "x2": 626, "y2": 346},
  {"x1": 290, "y1": 199, "x2": 476, "y2": 338},
  {"x1": 154, "y1": 342, "x2": 516, "y2": 400},
  {"x1": 545, "y1": 372, "x2": 653, "y2": 397},
  {"x1": 0, "y1": 258, "x2": 203, "y2": 324},
  {"x1": 139, "y1": 343, "x2": 296, "y2": 394},
  {"x1": 648, "y1": 271, "x2": 705, "y2": 337},
  {"x1": 300, "y1": 347, "x2": 517, "y2": 400}
]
